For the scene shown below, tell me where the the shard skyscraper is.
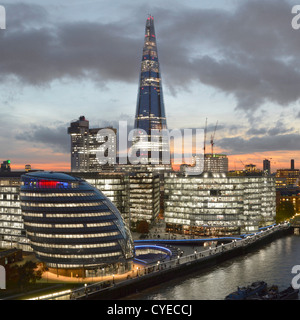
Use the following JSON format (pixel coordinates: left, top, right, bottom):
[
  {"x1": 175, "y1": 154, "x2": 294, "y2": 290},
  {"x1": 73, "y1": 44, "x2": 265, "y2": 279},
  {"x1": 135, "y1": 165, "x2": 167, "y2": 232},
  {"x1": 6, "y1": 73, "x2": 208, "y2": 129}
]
[{"x1": 132, "y1": 15, "x2": 170, "y2": 169}]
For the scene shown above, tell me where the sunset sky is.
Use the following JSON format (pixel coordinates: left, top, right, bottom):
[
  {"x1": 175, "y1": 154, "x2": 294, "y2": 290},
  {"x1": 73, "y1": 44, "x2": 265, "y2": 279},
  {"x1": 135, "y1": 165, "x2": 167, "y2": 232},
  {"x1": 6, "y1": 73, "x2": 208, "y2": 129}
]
[{"x1": 1, "y1": 0, "x2": 300, "y2": 173}]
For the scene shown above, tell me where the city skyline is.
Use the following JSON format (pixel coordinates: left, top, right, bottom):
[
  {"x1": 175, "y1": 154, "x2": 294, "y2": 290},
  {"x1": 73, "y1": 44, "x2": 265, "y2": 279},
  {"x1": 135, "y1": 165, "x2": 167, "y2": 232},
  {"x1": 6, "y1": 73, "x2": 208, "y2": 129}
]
[{"x1": 0, "y1": 0, "x2": 300, "y2": 172}]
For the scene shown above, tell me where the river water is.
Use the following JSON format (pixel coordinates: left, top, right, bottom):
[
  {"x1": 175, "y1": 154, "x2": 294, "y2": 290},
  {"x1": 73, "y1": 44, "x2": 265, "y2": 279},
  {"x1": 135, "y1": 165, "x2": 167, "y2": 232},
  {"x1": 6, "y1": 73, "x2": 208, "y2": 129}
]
[{"x1": 128, "y1": 233, "x2": 300, "y2": 300}]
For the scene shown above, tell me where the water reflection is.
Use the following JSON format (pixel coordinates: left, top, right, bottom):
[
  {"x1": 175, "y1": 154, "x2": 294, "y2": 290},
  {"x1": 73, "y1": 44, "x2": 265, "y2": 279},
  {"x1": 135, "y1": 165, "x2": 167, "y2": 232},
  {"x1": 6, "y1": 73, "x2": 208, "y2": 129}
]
[{"x1": 129, "y1": 234, "x2": 300, "y2": 300}]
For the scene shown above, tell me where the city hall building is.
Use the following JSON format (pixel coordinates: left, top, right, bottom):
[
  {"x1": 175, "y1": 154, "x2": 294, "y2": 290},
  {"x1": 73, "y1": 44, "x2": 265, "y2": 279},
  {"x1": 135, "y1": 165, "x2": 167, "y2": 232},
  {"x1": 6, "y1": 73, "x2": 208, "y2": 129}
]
[
  {"x1": 164, "y1": 172, "x2": 276, "y2": 236},
  {"x1": 20, "y1": 171, "x2": 134, "y2": 277},
  {"x1": 0, "y1": 170, "x2": 161, "y2": 252}
]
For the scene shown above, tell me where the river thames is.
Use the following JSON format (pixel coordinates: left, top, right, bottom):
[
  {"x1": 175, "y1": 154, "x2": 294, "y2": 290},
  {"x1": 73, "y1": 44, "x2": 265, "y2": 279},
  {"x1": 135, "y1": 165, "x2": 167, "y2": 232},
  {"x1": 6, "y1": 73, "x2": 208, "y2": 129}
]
[{"x1": 128, "y1": 233, "x2": 300, "y2": 300}]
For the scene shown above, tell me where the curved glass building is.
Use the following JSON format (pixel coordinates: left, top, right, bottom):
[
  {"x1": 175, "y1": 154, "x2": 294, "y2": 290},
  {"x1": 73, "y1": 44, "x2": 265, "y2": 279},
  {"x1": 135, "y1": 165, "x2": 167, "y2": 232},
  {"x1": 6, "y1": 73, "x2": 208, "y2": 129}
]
[{"x1": 20, "y1": 171, "x2": 134, "y2": 276}]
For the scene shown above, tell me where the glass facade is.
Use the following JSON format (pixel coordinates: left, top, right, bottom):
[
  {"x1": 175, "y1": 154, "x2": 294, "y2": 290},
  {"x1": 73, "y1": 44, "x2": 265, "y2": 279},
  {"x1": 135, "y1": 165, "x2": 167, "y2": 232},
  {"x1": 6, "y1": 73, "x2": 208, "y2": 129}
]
[
  {"x1": 0, "y1": 174, "x2": 31, "y2": 251},
  {"x1": 68, "y1": 116, "x2": 117, "y2": 172},
  {"x1": 203, "y1": 154, "x2": 228, "y2": 173},
  {"x1": 68, "y1": 116, "x2": 89, "y2": 172},
  {"x1": 132, "y1": 15, "x2": 170, "y2": 166},
  {"x1": 128, "y1": 172, "x2": 160, "y2": 222},
  {"x1": 72, "y1": 172, "x2": 130, "y2": 223},
  {"x1": 164, "y1": 172, "x2": 276, "y2": 236},
  {"x1": 0, "y1": 171, "x2": 161, "y2": 250},
  {"x1": 20, "y1": 171, "x2": 134, "y2": 270}
]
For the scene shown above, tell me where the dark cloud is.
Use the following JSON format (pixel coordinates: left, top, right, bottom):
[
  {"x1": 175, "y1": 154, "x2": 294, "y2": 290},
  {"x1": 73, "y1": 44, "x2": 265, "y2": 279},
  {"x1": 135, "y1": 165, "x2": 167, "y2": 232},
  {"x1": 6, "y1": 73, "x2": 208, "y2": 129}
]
[
  {"x1": 156, "y1": 0, "x2": 300, "y2": 111},
  {"x1": 1, "y1": 3, "x2": 141, "y2": 86},
  {"x1": 218, "y1": 133, "x2": 300, "y2": 154},
  {"x1": 15, "y1": 123, "x2": 70, "y2": 153},
  {"x1": 246, "y1": 120, "x2": 294, "y2": 137},
  {"x1": 1, "y1": 0, "x2": 299, "y2": 113},
  {"x1": 246, "y1": 128, "x2": 268, "y2": 136}
]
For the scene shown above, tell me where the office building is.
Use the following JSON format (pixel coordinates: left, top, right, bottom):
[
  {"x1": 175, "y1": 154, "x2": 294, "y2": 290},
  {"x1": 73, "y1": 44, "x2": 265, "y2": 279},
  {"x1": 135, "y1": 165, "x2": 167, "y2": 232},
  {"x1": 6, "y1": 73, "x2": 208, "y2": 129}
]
[
  {"x1": 276, "y1": 187, "x2": 300, "y2": 216},
  {"x1": 263, "y1": 159, "x2": 271, "y2": 175},
  {"x1": 291, "y1": 159, "x2": 295, "y2": 170},
  {"x1": 72, "y1": 172, "x2": 130, "y2": 224},
  {"x1": 0, "y1": 170, "x2": 160, "y2": 250},
  {"x1": 68, "y1": 116, "x2": 89, "y2": 172},
  {"x1": 164, "y1": 172, "x2": 276, "y2": 236},
  {"x1": 1, "y1": 160, "x2": 11, "y2": 173},
  {"x1": 180, "y1": 154, "x2": 228, "y2": 175},
  {"x1": 128, "y1": 172, "x2": 160, "y2": 223},
  {"x1": 0, "y1": 172, "x2": 30, "y2": 251},
  {"x1": 276, "y1": 159, "x2": 300, "y2": 187},
  {"x1": 204, "y1": 154, "x2": 228, "y2": 173},
  {"x1": 68, "y1": 116, "x2": 116, "y2": 172},
  {"x1": 244, "y1": 164, "x2": 261, "y2": 173}
]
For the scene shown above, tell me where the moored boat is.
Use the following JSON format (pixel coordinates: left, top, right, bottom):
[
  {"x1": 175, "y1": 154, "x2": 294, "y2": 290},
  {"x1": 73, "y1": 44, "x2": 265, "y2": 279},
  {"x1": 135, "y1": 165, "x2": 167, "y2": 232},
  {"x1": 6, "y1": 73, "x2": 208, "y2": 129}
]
[
  {"x1": 225, "y1": 281, "x2": 267, "y2": 300},
  {"x1": 259, "y1": 286, "x2": 299, "y2": 300}
]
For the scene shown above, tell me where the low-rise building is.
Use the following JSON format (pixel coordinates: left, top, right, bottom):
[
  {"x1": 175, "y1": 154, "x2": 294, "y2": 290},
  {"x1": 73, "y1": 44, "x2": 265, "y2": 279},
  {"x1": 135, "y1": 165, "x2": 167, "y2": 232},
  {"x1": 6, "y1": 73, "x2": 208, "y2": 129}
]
[{"x1": 164, "y1": 172, "x2": 276, "y2": 236}]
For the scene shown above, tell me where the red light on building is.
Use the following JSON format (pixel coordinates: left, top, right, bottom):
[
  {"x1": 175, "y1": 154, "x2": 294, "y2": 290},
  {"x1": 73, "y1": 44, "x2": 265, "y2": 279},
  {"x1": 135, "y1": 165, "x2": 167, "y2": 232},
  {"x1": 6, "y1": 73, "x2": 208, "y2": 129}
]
[{"x1": 38, "y1": 180, "x2": 59, "y2": 188}]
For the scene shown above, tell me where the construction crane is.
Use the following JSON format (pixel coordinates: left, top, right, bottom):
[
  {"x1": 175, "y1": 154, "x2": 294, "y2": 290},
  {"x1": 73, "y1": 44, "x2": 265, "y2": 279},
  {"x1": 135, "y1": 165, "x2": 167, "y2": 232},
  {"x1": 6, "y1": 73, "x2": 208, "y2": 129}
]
[
  {"x1": 210, "y1": 121, "x2": 218, "y2": 155},
  {"x1": 239, "y1": 159, "x2": 245, "y2": 170},
  {"x1": 203, "y1": 118, "x2": 207, "y2": 155}
]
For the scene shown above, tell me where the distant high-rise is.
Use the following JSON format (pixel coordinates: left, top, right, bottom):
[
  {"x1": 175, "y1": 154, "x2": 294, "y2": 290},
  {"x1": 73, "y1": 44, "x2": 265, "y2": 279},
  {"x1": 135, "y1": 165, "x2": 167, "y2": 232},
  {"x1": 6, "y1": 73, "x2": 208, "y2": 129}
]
[
  {"x1": 68, "y1": 116, "x2": 89, "y2": 172},
  {"x1": 68, "y1": 116, "x2": 116, "y2": 172},
  {"x1": 132, "y1": 15, "x2": 169, "y2": 167},
  {"x1": 263, "y1": 159, "x2": 271, "y2": 175},
  {"x1": 0, "y1": 160, "x2": 11, "y2": 172},
  {"x1": 276, "y1": 159, "x2": 300, "y2": 187}
]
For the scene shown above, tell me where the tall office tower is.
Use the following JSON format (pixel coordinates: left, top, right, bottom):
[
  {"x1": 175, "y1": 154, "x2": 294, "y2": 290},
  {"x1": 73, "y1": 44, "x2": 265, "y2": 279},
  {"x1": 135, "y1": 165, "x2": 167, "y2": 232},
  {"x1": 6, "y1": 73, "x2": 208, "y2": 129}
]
[
  {"x1": 263, "y1": 159, "x2": 271, "y2": 175},
  {"x1": 89, "y1": 128, "x2": 117, "y2": 171},
  {"x1": 68, "y1": 116, "x2": 117, "y2": 172},
  {"x1": 68, "y1": 116, "x2": 89, "y2": 172},
  {"x1": 132, "y1": 16, "x2": 170, "y2": 168},
  {"x1": 291, "y1": 159, "x2": 295, "y2": 170}
]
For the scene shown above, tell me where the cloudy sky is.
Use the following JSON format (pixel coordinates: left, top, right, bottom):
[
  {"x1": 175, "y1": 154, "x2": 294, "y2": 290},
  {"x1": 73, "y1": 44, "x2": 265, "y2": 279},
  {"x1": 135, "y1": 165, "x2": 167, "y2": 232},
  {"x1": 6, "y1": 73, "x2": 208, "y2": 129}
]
[{"x1": 1, "y1": 0, "x2": 300, "y2": 172}]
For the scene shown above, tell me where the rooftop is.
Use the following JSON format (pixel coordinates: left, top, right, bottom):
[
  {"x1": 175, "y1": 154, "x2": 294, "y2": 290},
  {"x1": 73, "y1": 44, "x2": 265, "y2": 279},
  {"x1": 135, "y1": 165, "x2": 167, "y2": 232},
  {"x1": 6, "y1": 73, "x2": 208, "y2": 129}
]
[{"x1": 22, "y1": 171, "x2": 79, "y2": 182}]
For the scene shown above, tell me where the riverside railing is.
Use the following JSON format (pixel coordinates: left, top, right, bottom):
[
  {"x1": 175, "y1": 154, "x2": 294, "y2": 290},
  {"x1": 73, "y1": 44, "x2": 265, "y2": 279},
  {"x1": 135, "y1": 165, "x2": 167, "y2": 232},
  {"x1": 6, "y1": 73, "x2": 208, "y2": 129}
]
[{"x1": 37, "y1": 223, "x2": 289, "y2": 300}]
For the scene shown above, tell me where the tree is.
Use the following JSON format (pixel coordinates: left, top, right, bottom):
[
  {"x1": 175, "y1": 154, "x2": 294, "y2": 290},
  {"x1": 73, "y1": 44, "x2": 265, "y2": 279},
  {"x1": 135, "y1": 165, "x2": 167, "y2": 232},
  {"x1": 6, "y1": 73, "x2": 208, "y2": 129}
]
[
  {"x1": 276, "y1": 201, "x2": 295, "y2": 224},
  {"x1": 6, "y1": 261, "x2": 42, "y2": 289}
]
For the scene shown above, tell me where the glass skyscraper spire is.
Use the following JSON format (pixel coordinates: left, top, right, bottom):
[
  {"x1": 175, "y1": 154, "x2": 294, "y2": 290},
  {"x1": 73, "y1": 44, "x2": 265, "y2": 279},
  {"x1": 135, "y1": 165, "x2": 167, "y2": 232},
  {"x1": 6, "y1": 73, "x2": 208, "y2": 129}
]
[
  {"x1": 132, "y1": 15, "x2": 170, "y2": 167},
  {"x1": 135, "y1": 15, "x2": 167, "y2": 133}
]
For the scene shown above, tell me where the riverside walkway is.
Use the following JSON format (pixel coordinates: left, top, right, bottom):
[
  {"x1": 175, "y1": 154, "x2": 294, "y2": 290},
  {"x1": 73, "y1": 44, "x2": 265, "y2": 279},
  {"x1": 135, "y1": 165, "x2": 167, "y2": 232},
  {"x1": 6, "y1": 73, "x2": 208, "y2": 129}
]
[{"x1": 29, "y1": 223, "x2": 290, "y2": 300}]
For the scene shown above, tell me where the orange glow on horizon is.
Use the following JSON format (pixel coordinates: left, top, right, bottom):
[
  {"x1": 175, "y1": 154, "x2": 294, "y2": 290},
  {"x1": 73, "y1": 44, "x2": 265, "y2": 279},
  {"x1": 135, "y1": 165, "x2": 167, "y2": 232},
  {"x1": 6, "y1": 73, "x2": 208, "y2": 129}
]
[
  {"x1": 8, "y1": 150, "x2": 300, "y2": 174},
  {"x1": 11, "y1": 162, "x2": 71, "y2": 172}
]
